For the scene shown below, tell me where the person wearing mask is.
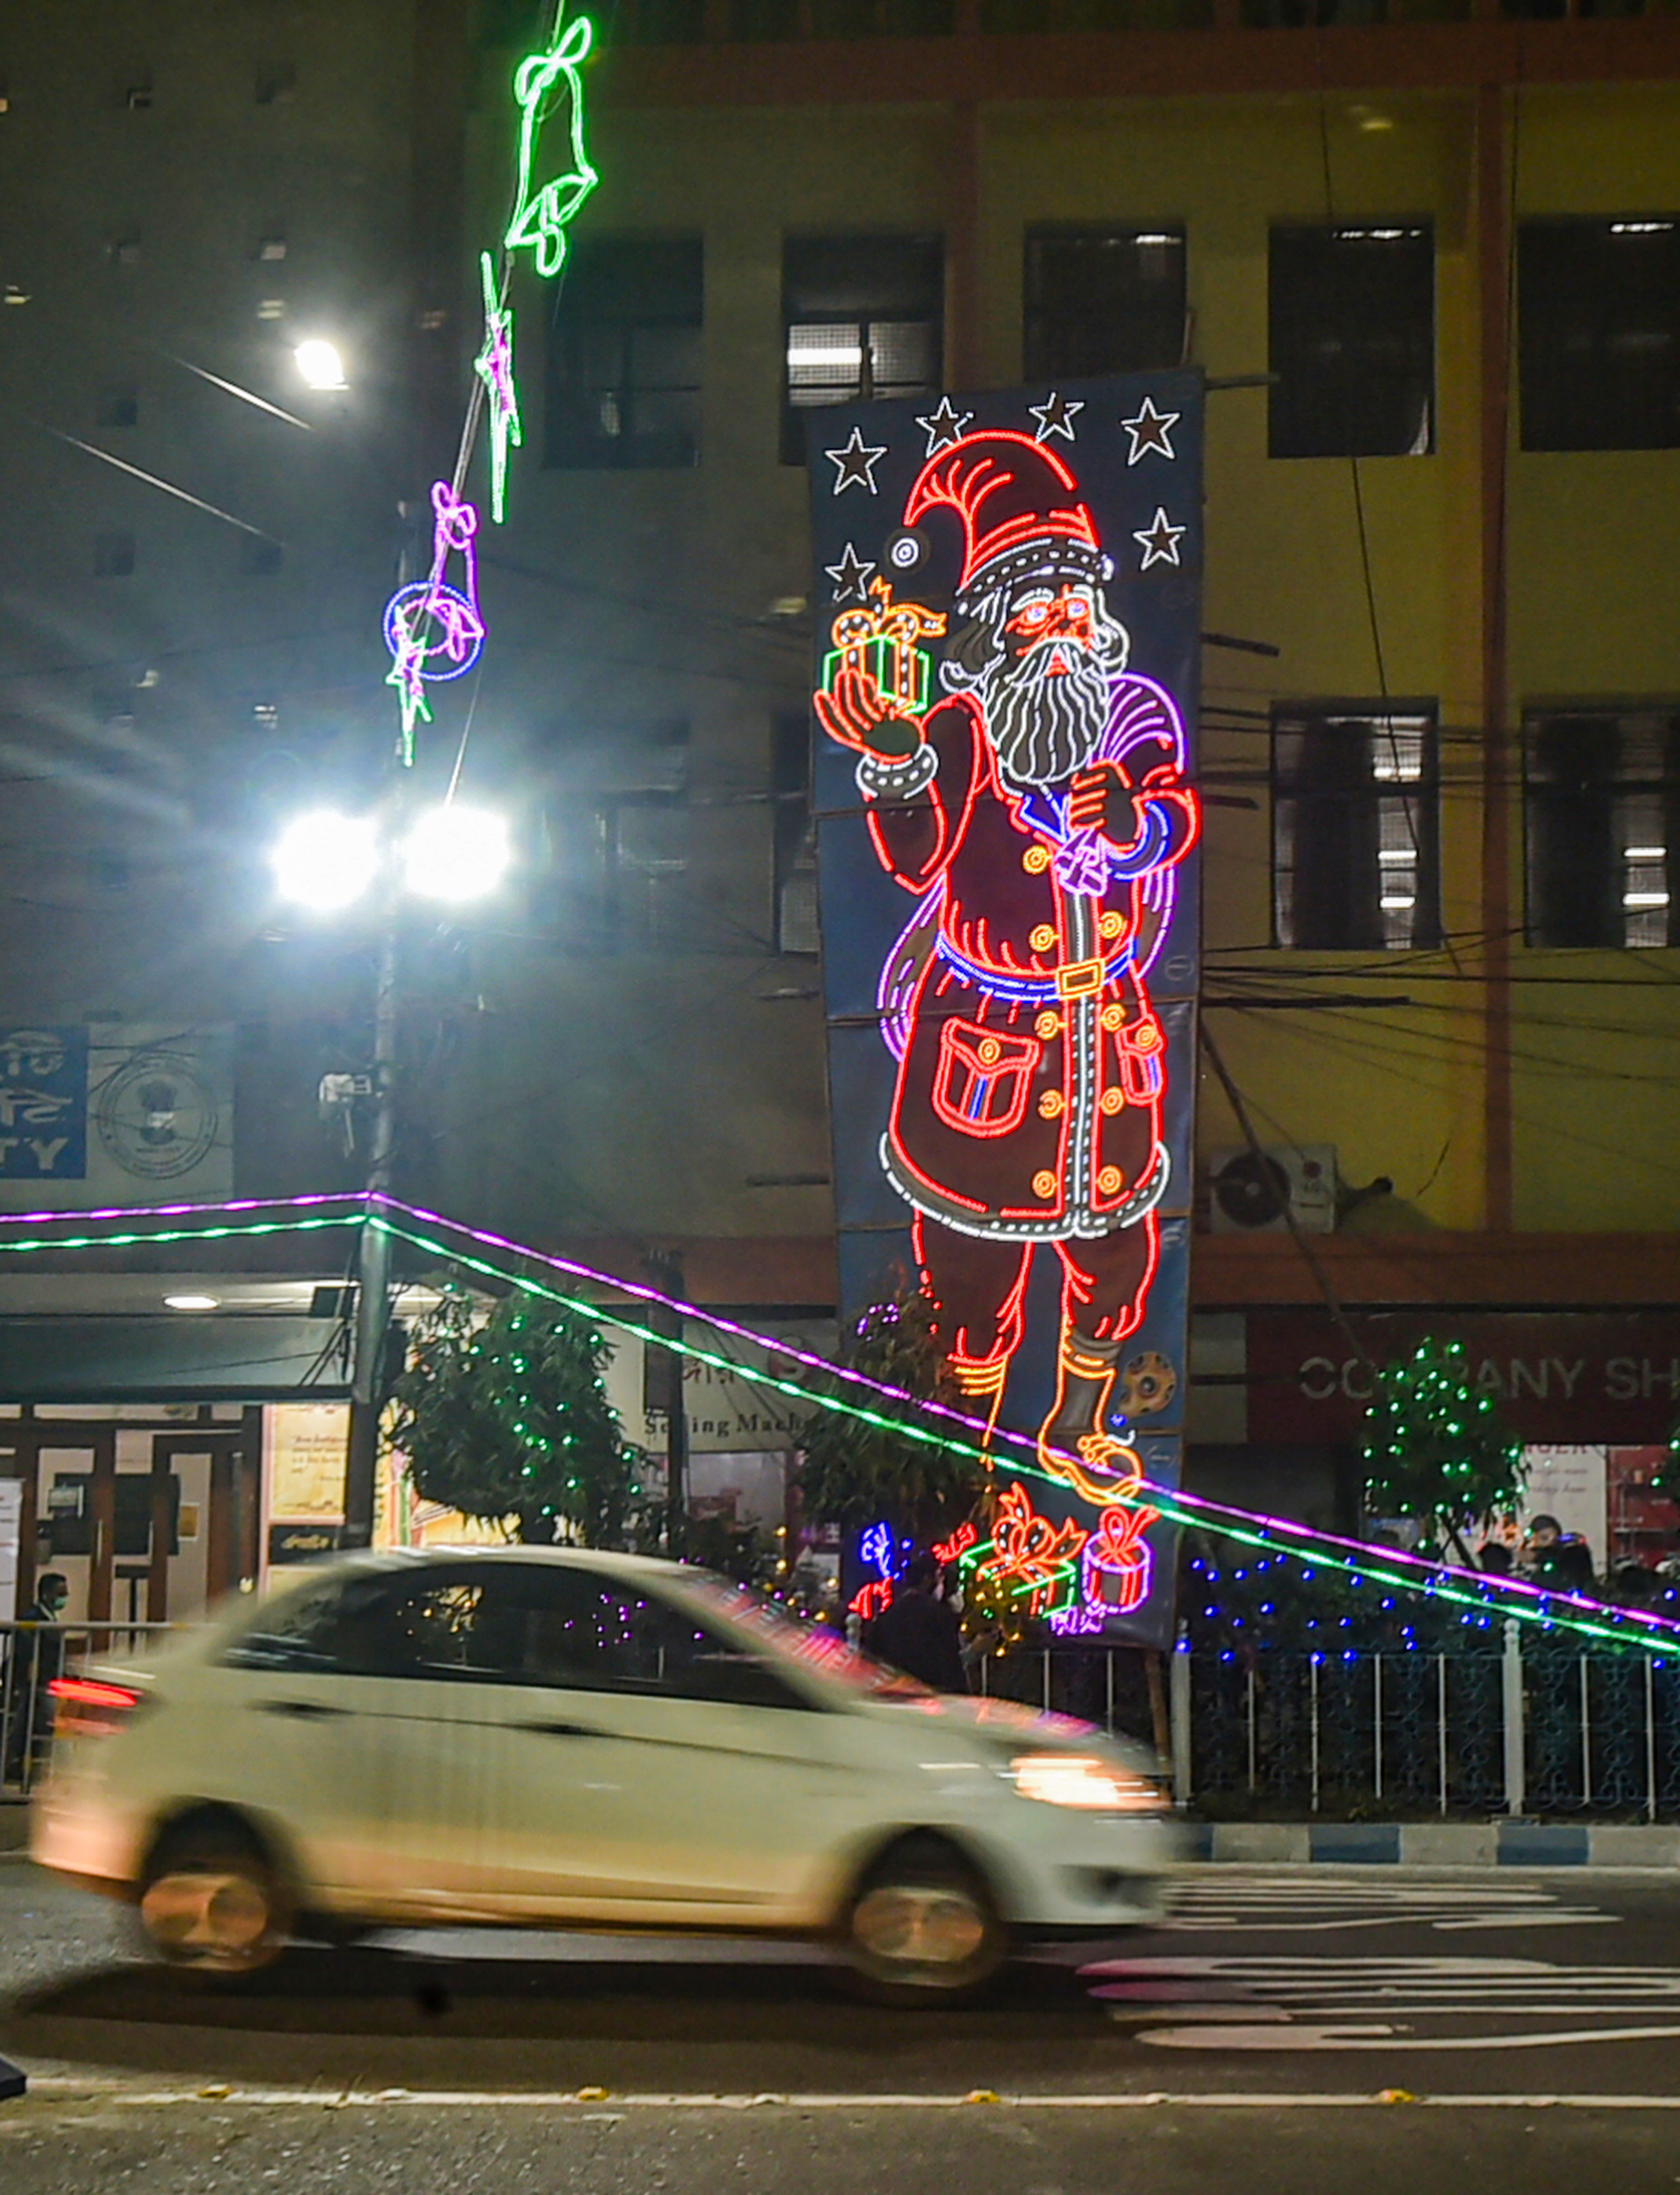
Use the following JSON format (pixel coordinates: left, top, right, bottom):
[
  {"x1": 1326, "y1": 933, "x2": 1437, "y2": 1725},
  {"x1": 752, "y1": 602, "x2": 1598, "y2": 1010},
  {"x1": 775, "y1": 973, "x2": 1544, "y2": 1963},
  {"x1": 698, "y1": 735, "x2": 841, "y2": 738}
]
[
  {"x1": 863, "y1": 1553, "x2": 967, "y2": 1693},
  {"x1": 4, "y1": 1571, "x2": 70, "y2": 1784}
]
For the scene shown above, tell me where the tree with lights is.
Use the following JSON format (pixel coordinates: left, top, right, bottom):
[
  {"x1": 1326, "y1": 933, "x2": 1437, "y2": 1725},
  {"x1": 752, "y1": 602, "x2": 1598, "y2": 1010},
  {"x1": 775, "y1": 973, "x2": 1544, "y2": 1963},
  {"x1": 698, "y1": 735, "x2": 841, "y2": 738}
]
[
  {"x1": 389, "y1": 1284, "x2": 647, "y2": 1547},
  {"x1": 795, "y1": 1286, "x2": 983, "y2": 1545},
  {"x1": 1360, "y1": 1335, "x2": 1525, "y2": 1565}
]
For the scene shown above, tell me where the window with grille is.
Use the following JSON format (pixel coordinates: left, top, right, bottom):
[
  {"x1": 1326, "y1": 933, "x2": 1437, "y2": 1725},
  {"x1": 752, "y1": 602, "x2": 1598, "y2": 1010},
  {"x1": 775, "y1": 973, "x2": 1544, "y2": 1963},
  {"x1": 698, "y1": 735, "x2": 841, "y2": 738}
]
[
  {"x1": 1519, "y1": 218, "x2": 1680, "y2": 452},
  {"x1": 782, "y1": 235, "x2": 943, "y2": 464},
  {"x1": 1023, "y1": 227, "x2": 1186, "y2": 381},
  {"x1": 1269, "y1": 224, "x2": 1435, "y2": 458},
  {"x1": 1525, "y1": 708, "x2": 1680, "y2": 947},
  {"x1": 1272, "y1": 705, "x2": 1440, "y2": 949},
  {"x1": 546, "y1": 237, "x2": 704, "y2": 470}
]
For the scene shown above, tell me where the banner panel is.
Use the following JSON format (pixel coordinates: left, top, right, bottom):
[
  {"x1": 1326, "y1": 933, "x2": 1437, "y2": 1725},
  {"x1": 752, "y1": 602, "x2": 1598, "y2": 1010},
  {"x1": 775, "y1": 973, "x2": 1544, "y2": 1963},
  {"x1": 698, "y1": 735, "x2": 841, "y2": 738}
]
[{"x1": 808, "y1": 373, "x2": 1203, "y2": 1647}]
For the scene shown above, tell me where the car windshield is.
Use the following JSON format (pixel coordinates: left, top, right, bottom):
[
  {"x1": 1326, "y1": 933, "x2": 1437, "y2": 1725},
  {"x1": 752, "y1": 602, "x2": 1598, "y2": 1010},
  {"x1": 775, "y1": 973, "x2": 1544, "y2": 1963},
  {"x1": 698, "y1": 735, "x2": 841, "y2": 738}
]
[{"x1": 683, "y1": 1577, "x2": 934, "y2": 1700}]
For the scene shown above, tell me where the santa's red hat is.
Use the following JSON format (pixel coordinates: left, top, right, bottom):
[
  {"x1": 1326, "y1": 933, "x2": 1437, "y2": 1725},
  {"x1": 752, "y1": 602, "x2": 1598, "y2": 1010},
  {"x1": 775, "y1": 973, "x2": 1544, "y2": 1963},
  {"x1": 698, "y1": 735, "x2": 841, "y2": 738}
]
[{"x1": 903, "y1": 430, "x2": 1102, "y2": 601}]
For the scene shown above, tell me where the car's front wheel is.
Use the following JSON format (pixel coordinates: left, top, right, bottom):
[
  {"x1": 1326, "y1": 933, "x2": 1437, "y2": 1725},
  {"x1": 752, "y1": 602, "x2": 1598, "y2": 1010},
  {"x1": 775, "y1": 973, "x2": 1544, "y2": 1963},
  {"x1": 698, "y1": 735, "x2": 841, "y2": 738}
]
[
  {"x1": 138, "y1": 1815, "x2": 296, "y2": 1981},
  {"x1": 839, "y1": 1833, "x2": 1006, "y2": 2004}
]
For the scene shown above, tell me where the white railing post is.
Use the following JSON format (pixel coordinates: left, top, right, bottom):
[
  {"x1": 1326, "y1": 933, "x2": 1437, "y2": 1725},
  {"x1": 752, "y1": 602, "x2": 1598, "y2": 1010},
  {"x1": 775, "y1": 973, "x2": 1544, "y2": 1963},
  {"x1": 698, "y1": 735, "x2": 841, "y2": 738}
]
[
  {"x1": 1170, "y1": 1628, "x2": 1192, "y2": 1810},
  {"x1": 1502, "y1": 1620, "x2": 1525, "y2": 1815}
]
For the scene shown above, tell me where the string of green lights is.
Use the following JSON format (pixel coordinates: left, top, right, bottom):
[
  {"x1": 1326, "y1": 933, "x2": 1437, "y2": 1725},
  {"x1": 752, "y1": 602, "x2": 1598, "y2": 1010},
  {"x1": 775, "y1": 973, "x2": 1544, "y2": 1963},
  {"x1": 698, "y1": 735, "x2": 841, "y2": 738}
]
[
  {"x1": 0, "y1": 1195, "x2": 1663, "y2": 1657},
  {"x1": 367, "y1": 1215, "x2": 1680, "y2": 1660}
]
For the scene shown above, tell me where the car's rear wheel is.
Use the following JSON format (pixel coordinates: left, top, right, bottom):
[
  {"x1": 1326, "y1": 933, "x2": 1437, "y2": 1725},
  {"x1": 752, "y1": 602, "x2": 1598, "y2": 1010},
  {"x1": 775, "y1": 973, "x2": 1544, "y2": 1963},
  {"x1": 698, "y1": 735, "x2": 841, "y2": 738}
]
[
  {"x1": 839, "y1": 1834, "x2": 1006, "y2": 2004},
  {"x1": 138, "y1": 1816, "x2": 295, "y2": 1981}
]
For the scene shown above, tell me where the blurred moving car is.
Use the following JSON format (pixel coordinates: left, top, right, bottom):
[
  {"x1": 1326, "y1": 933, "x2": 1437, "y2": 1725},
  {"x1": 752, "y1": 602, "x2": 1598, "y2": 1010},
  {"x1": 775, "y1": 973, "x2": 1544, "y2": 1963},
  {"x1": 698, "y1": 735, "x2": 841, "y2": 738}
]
[{"x1": 32, "y1": 1546, "x2": 1178, "y2": 1998}]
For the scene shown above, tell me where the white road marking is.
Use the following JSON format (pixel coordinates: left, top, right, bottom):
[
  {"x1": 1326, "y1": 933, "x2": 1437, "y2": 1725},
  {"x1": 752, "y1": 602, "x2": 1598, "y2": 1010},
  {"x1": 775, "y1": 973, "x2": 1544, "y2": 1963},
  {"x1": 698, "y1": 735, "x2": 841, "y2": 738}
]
[
  {"x1": 1087, "y1": 1951, "x2": 1680, "y2": 2050},
  {"x1": 1164, "y1": 1877, "x2": 1615, "y2": 1935},
  {"x1": 18, "y1": 2077, "x2": 1680, "y2": 2109}
]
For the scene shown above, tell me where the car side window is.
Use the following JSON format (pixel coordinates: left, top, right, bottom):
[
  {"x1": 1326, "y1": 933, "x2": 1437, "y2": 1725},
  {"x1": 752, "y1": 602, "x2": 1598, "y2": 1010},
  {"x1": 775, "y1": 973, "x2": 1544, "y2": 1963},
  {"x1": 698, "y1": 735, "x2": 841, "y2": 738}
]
[
  {"x1": 224, "y1": 1569, "x2": 498, "y2": 1682},
  {"x1": 222, "y1": 1577, "x2": 352, "y2": 1671},
  {"x1": 487, "y1": 1567, "x2": 811, "y2": 1710}
]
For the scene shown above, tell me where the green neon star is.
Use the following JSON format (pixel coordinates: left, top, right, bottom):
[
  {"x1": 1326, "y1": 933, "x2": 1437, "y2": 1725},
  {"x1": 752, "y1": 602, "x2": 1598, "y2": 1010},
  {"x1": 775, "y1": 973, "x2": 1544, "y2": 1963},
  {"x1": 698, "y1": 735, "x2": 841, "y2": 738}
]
[{"x1": 474, "y1": 252, "x2": 523, "y2": 525}]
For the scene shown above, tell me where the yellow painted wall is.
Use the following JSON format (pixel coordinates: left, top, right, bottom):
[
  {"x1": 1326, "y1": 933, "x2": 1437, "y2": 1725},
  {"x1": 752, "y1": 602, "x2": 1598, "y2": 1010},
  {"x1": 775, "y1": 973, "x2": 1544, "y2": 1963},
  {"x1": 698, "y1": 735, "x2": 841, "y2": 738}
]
[{"x1": 475, "y1": 74, "x2": 1680, "y2": 1244}]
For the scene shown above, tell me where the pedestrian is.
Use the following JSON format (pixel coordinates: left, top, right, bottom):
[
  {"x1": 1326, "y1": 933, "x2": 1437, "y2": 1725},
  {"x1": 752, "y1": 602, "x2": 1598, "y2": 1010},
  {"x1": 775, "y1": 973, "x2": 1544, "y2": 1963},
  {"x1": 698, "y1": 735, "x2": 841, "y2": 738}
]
[
  {"x1": 1522, "y1": 1515, "x2": 1595, "y2": 1593},
  {"x1": 863, "y1": 1553, "x2": 967, "y2": 1692},
  {"x1": 4, "y1": 1570, "x2": 70, "y2": 1786}
]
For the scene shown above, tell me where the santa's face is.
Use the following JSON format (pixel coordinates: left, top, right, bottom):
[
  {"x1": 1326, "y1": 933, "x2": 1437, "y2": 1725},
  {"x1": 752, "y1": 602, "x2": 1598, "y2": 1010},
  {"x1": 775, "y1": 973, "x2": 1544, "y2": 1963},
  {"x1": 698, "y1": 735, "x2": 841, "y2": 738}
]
[{"x1": 981, "y1": 579, "x2": 1125, "y2": 792}]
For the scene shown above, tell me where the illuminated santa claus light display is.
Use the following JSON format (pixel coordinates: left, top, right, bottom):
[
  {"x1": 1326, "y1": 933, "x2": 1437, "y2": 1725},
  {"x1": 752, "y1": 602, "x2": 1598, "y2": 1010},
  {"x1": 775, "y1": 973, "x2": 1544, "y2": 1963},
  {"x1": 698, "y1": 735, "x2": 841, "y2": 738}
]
[{"x1": 808, "y1": 378, "x2": 1202, "y2": 1645}]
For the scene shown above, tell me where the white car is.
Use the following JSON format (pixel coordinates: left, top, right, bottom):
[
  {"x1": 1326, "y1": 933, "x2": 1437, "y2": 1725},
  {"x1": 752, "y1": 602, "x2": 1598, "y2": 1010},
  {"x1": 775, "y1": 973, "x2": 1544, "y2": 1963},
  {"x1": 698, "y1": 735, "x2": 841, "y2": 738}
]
[{"x1": 32, "y1": 1546, "x2": 1180, "y2": 1998}]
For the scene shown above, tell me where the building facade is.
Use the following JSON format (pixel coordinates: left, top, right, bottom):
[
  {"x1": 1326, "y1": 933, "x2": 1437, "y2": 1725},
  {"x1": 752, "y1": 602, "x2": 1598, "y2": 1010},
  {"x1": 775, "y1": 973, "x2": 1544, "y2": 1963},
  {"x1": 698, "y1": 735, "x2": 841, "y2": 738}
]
[{"x1": 2, "y1": 0, "x2": 1680, "y2": 1617}]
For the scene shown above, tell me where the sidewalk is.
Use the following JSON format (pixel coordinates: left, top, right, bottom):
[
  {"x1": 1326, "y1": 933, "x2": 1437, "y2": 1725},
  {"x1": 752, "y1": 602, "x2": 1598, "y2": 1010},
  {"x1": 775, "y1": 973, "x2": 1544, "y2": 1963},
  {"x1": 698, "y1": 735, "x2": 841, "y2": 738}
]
[{"x1": 1186, "y1": 1819, "x2": 1680, "y2": 1867}]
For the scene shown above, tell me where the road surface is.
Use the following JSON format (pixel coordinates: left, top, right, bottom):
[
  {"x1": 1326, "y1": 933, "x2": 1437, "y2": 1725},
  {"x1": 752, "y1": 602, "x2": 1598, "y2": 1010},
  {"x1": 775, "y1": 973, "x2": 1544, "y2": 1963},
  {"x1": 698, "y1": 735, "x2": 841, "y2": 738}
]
[{"x1": 5, "y1": 1852, "x2": 1680, "y2": 2190}]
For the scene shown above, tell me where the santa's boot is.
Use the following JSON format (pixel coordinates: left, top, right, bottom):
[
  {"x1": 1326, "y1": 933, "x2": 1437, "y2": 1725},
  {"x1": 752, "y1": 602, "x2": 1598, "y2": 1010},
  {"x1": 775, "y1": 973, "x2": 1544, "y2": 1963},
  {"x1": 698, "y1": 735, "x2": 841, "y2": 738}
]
[
  {"x1": 1038, "y1": 1329, "x2": 1144, "y2": 1504},
  {"x1": 948, "y1": 1350, "x2": 1010, "y2": 1455}
]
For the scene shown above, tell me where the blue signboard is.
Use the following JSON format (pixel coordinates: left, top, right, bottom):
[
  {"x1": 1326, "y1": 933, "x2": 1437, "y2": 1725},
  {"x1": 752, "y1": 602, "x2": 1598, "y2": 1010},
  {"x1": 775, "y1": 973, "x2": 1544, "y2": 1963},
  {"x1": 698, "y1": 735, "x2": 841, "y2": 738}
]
[{"x1": 0, "y1": 1026, "x2": 87, "y2": 1179}]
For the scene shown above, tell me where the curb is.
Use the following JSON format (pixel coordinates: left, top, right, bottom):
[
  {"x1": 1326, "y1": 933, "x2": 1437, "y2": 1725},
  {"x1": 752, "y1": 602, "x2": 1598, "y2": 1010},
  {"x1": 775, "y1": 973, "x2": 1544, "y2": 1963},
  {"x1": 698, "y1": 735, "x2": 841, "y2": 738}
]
[{"x1": 1184, "y1": 1820, "x2": 1680, "y2": 1868}]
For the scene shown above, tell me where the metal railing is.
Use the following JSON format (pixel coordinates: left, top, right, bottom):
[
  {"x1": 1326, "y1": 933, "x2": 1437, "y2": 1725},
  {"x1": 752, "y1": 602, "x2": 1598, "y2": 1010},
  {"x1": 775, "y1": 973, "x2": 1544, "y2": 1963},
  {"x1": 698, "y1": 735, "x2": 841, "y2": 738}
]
[
  {"x1": 1, "y1": 1622, "x2": 177, "y2": 1799},
  {"x1": 976, "y1": 1629, "x2": 1680, "y2": 1820}
]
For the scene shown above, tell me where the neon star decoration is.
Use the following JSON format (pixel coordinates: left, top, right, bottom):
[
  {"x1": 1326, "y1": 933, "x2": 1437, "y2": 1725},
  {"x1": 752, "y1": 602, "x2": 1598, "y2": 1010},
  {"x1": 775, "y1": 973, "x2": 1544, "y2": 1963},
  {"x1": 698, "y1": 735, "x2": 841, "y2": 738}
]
[
  {"x1": 1119, "y1": 396, "x2": 1179, "y2": 465},
  {"x1": 474, "y1": 252, "x2": 523, "y2": 525},
  {"x1": 1029, "y1": 390, "x2": 1084, "y2": 442},
  {"x1": 825, "y1": 426, "x2": 888, "y2": 496},
  {"x1": 824, "y1": 542, "x2": 876, "y2": 603},
  {"x1": 1133, "y1": 506, "x2": 1186, "y2": 569},
  {"x1": 383, "y1": 481, "x2": 487, "y2": 753},
  {"x1": 504, "y1": 13, "x2": 599, "y2": 280},
  {"x1": 915, "y1": 396, "x2": 974, "y2": 456}
]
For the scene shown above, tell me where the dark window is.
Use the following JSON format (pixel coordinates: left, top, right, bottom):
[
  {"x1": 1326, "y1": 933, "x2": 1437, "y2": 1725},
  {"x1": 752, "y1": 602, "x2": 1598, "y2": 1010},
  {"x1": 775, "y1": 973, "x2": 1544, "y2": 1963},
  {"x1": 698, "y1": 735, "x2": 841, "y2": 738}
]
[
  {"x1": 1023, "y1": 227, "x2": 1186, "y2": 381},
  {"x1": 1273, "y1": 705, "x2": 1440, "y2": 949},
  {"x1": 240, "y1": 536, "x2": 284, "y2": 576},
  {"x1": 625, "y1": 0, "x2": 708, "y2": 37},
  {"x1": 1269, "y1": 224, "x2": 1434, "y2": 458},
  {"x1": 1519, "y1": 218, "x2": 1680, "y2": 452},
  {"x1": 772, "y1": 710, "x2": 819, "y2": 955},
  {"x1": 546, "y1": 237, "x2": 703, "y2": 470},
  {"x1": 93, "y1": 531, "x2": 135, "y2": 577},
  {"x1": 731, "y1": 0, "x2": 800, "y2": 34},
  {"x1": 596, "y1": 792, "x2": 690, "y2": 950},
  {"x1": 782, "y1": 235, "x2": 943, "y2": 464},
  {"x1": 1525, "y1": 707, "x2": 1680, "y2": 947},
  {"x1": 96, "y1": 385, "x2": 138, "y2": 428}
]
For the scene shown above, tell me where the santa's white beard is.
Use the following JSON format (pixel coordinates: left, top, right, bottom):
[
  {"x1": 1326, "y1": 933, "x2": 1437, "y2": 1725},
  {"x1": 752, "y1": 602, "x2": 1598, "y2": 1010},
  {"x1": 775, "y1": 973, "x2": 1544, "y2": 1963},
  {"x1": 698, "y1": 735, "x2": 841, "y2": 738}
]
[{"x1": 986, "y1": 645, "x2": 1112, "y2": 791}]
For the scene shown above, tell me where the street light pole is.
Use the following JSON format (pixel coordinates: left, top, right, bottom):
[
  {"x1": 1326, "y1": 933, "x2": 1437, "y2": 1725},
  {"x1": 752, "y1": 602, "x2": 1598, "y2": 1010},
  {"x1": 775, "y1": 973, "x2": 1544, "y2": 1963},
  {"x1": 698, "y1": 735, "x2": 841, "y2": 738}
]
[{"x1": 343, "y1": 915, "x2": 399, "y2": 1549}]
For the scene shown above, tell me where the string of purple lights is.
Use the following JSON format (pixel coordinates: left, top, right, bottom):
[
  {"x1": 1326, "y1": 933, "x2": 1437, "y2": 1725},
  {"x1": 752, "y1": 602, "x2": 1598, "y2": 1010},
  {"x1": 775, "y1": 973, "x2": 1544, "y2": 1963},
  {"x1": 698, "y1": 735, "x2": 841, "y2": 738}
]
[{"x1": 0, "y1": 1186, "x2": 1669, "y2": 1647}]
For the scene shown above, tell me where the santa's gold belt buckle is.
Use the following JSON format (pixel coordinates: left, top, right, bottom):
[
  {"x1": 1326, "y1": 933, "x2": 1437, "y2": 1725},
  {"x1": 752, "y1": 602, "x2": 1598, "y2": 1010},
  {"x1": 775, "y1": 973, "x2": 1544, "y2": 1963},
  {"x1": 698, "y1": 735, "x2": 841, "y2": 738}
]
[{"x1": 1056, "y1": 958, "x2": 1103, "y2": 1000}]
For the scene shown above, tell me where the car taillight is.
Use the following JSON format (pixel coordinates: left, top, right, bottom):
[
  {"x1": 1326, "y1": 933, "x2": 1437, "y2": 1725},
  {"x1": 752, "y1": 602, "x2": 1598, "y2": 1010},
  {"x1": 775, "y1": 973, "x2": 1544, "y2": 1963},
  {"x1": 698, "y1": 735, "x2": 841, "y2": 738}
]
[{"x1": 47, "y1": 1676, "x2": 144, "y2": 1738}]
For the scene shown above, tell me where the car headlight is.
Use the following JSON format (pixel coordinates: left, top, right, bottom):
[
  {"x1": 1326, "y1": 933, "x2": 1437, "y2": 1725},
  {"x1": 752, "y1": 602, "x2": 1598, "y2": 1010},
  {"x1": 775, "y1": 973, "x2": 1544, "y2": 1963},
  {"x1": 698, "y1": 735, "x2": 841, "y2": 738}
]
[{"x1": 1010, "y1": 1752, "x2": 1162, "y2": 1811}]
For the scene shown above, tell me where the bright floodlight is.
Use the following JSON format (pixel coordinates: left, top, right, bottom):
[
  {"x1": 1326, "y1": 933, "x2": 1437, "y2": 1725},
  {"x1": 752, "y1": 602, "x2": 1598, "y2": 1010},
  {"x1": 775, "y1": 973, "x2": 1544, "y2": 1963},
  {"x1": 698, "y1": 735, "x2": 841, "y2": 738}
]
[
  {"x1": 294, "y1": 338, "x2": 347, "y2": 390},
  {"x1": 402, "y1": 803, "x2": 511, "y2": 903},
  {"x1": 271, "y1": 809, "x2": 378, "y2": 911}
]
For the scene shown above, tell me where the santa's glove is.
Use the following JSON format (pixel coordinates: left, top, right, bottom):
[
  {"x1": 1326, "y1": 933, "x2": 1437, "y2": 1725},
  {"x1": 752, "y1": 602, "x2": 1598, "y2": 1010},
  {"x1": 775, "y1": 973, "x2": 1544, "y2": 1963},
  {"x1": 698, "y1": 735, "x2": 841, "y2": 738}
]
[
  {"x1": 1069, "y1": 762, "x2": 1138, "y2": 845},
  {"x1": 815, "y1": 668, "x2": 935, "y2": 799}
]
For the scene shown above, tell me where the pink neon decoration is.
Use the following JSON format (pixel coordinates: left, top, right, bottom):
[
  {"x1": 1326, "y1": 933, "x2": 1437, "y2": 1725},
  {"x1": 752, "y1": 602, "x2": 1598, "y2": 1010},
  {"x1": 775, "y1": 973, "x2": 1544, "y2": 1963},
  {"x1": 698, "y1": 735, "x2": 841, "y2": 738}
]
[
  {"x1": 1081, "y1": 1502, "x2": 1159, "y2": 1617},
  {"x1": 383, "y1": 481, "x2": 487, "y2": 743}
]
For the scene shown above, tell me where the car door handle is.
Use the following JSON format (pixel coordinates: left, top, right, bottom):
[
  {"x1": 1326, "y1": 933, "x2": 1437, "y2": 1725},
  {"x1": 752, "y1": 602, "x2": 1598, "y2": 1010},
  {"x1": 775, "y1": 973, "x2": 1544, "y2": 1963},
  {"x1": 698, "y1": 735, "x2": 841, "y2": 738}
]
[
  {"x1": 518, "y1": 1720, "x2": 603, "y2": 1740},
  {"x1": 257, "y1": 1698, "x2": 350, "y2": 1720}
]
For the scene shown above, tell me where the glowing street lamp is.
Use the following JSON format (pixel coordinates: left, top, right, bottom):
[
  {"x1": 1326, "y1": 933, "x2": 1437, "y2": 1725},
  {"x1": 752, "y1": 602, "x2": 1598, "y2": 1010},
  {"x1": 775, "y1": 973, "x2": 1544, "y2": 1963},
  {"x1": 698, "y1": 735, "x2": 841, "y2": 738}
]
[
  {"x1": 269, "y1": 803, "x2": 510, "y2": 912},
  {"x1": 401, "y1": 803, "x2": 511, "y2": 903},
  {"x1": 270, "y1": 809, "x2": 379, "y2": 912},
  {"x1": 293, "y1": 338, "x2": 347, "y2": 391}
]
